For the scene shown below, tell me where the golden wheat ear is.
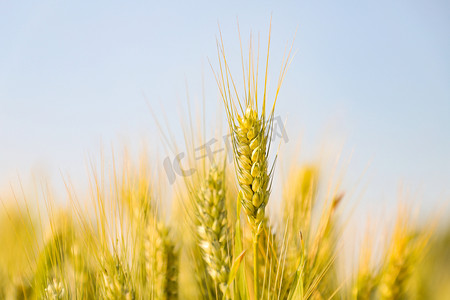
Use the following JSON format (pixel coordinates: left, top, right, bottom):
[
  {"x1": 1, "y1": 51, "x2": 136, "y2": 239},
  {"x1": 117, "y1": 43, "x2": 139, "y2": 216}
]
[
  {"x1": 145, "y1": 217, "x2": 179, "y2": 300},
  {"x1": 43, "y1": 277, "x2": 66, "y2": 300},
  {"x1": 194, "y1": 164, "x2": 231, "y2": 299},
  {"x1": 378, "y1": 207, "x2": 432, "y2": 300},
  {"x1": 100, "y1": 253, "x2": 135, "y2": 300},
  {"x1": 212, "y1": 21, "x2": 295, "y2": 299}
]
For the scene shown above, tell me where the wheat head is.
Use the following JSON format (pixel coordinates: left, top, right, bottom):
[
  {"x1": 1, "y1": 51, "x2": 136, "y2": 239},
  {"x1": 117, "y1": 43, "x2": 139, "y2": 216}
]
[
  {"x1": 195, "y1": 165, "x2": 231, "y2": 298},
  {"x1": 44, "y1": 277, "x2": 66, "y2": 300},
  {"x1": 100, "y1": 254, "x2": 135, "y2": 300},
  {"x1": 145, "y1": 220, "x2": 179, "y2": 300},
  {"x1": 379, "y1": 210, "x2": 429, "y2": 300}
]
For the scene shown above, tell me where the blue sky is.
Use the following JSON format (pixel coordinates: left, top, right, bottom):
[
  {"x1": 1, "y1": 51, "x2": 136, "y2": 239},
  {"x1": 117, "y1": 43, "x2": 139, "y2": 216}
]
[{"x1": 0, "y1": 1, "x2": 449, "y2": 215}]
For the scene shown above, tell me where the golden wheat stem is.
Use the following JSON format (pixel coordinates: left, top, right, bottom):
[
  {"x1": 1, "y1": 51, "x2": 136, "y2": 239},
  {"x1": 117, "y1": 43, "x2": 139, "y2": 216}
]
[{"x1": 253, "y1": 234, "x2": 259, "y2": 300}]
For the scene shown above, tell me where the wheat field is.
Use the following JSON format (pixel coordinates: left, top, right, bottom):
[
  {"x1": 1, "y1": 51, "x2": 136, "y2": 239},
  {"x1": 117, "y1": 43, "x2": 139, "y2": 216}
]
[{"x1": 0, "y1": 28, "x2": 448, "y2": 300}]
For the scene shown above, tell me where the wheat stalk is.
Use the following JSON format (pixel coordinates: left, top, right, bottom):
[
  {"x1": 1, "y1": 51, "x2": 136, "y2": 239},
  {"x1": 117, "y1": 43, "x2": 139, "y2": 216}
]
[{"x1": 244, "y1": 217, "x2": 283, "y2": 299}]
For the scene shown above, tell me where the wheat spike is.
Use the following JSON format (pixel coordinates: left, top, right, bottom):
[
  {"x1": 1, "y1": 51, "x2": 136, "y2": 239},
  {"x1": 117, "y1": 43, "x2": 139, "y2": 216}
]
[
  {"x1": 43, "y1": 277, "x2": 66, "y2": 300},
  {"x1": 234, "y1": 106, "x2": 271, "y2": 237},
  {"x1": 233, "y1": 105, "x2": 273, "y2": 299},
  {"x1": 195, "y1": 165, "x2": 231, "y2": 298},
  {"x1": 213, "y1": 25, "x2": 294, "y2": 298},
  {"x1": 379, "y1": 210, "x2": 429, "y2": 300},
  {"x1": 101, "y1": 254, "x2": 135, "y2": 300},
  {"x1": 145, "y1": 220, "x2": 179, "y2": 300}
]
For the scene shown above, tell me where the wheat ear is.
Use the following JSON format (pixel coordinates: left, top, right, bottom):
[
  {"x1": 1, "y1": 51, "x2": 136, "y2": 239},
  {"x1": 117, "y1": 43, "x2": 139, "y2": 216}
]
[
  {"x1": 379, "y1": 210, "x2": 429, "y2": 300},
  {"x1": 237, "y1": 104, "x2": 277, "y2": 299},
  {"x1": 213, "y1": 23, "x2": 293, "y2": 298},
  {"x1": 195, "y1": 165, "x2": 230, "y2": 298},
  {"x1": 145, "y1": 220, "x2": 179, "y2": 300},
  {"x1": 234, "y1": 106, "x2": 270, "y2": 237},
  {"x1": 101, "y1": 254, "x2": 135, "y2": 300},
  {"x1": 43, "y1": 277, "x2": 66, "y2": 300}
]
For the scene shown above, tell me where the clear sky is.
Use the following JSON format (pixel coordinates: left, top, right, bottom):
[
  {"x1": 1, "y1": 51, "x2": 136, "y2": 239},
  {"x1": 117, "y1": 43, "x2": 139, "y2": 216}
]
[{"x1": 1, "y1": 1, "x2": 449, "y2": 216}]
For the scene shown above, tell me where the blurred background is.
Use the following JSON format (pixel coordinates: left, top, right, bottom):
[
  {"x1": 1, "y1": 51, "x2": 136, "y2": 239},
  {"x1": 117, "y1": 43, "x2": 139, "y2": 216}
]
[{"x1": 0, "y1": 0, "x2": 449, "y2": 220}]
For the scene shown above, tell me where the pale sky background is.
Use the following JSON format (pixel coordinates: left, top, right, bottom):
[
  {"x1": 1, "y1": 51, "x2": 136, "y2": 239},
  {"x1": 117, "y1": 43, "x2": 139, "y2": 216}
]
[{"x1": 0, "y1": 1, "x2": 449, "y2": 219}]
